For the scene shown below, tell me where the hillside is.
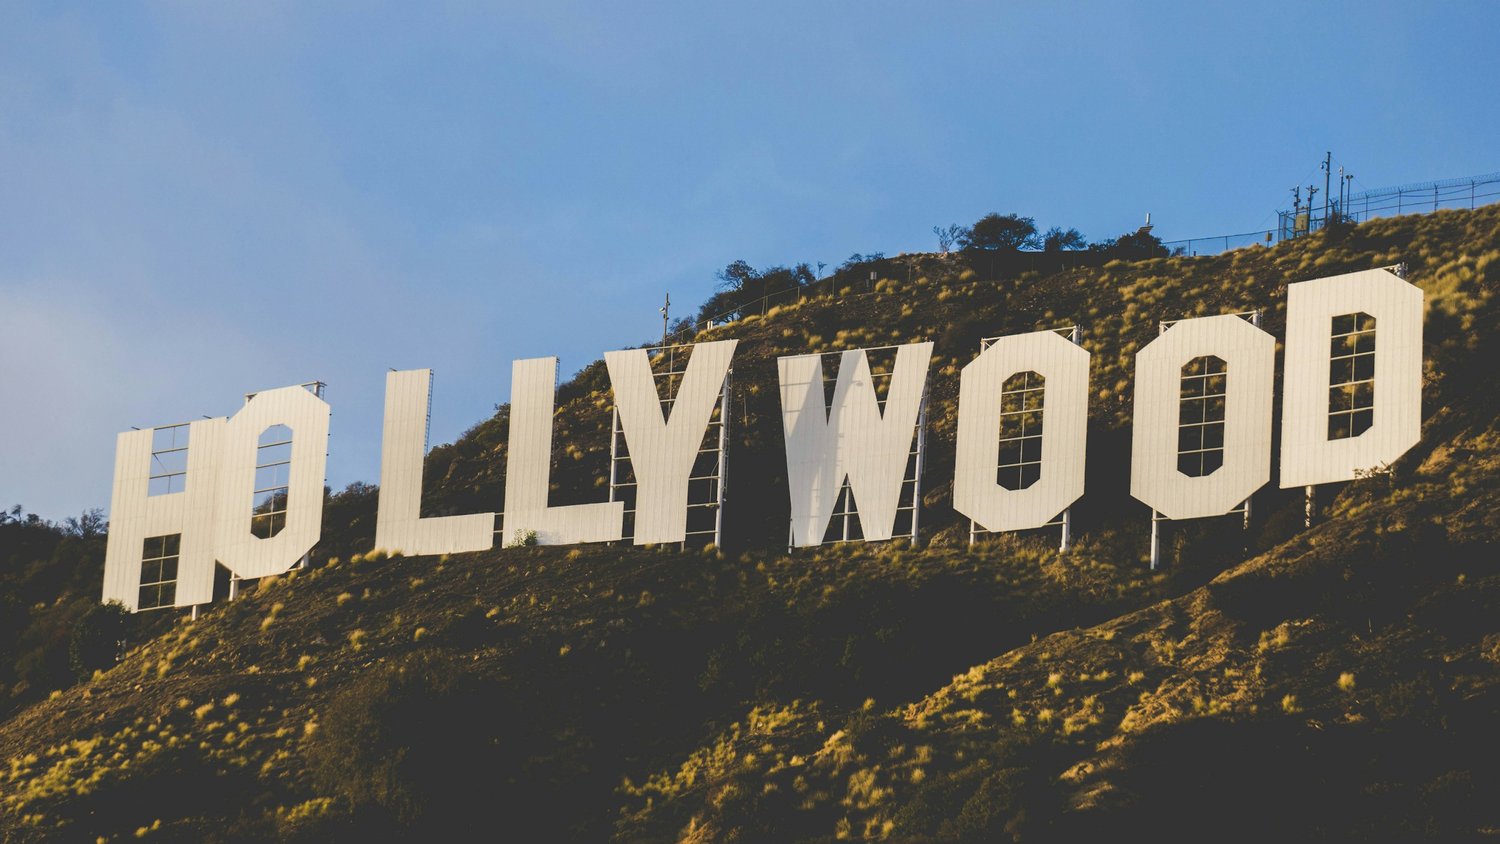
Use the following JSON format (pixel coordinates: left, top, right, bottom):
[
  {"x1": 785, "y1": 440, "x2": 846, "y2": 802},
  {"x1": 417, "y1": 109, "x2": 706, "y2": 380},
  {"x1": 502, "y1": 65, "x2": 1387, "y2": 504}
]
[{"x1": 2, "y1": 205, "x2": 1498, "y2": 842}]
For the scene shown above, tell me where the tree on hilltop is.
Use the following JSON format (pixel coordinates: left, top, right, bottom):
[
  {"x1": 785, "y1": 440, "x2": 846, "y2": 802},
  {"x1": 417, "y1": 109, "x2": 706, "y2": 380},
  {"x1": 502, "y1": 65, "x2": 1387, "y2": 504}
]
[
  {"x1": 1092, "y1": 227, "x2": 1171, "y2": 259},
  {"x1": 964, "y1": 213, "x2": 1040, "y2": 251},
  {"x1": 1042, "y1": 226, "x2": 1088, "y2": 252},
  {"x1": 932, "y1": 224, "x2": 969, "y2": 254}
]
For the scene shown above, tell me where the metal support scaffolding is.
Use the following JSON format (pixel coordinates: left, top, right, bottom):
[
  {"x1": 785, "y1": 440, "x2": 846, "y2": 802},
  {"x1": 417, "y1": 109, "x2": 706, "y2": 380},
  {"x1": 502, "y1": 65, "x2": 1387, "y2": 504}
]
[
  {"x1": 715, "y1": 367, "x2": 733, "y2": 548},
  {"x1": 910, "y1": 381, "x2": 929, "y2": 548}
]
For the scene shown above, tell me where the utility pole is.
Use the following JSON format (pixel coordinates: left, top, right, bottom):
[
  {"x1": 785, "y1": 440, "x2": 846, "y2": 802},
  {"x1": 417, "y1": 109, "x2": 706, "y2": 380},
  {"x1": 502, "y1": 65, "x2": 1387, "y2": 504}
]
[
  {"x1": 1338, "y1": 165, "x2": 1345, "y2": 220},
  {"x1": 660, "y1": 292, "x2": 670, "y2": 347},
  {"x1": 1321, "y1": 151, "x2": 1332, "y2": 225},
  {"x1": 1345, "y1": 173, "x2": 1355, "y2": 219},
  {"x1": 1307, "y1": 184, "x2": 1319, "y2": 231},
  {"x1": 1291, "y1": 185, "x2": 1302, "y2": 214}
]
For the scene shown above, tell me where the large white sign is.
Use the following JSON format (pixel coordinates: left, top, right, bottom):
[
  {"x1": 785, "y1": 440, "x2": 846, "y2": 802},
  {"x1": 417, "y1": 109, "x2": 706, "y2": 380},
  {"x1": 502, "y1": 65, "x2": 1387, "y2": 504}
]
[
  {"x1": 375, "y1": 369, "x2": 495, "y2": 556},
  {"x1": 103, "y1": 385, "x2": 330, "y2": 610},
  {"x1": 1279, "y1": 268, "x2": 1423, "y2": 487},
  {"x1": 502, "y1": 356, "x2": 626, "y2": 546},
  {"x1": 604, "y1": 340, "x2": 737, "y2": 545},
  {"x1": 1130, "y1": 314, "x2": 1275, "y2": 520},
  {"x1": 103, "y1": 267, "x2": 1425, "y2": 612},
  {"x1": 954, "y1": 329, "x2": 1089, "y2": 533},
  {"x1": 373, "y1": 342, "x2": 740, "y2": 554},
  {"x1": 779, "y1": 343, "x2": 932, "y2": 547}
]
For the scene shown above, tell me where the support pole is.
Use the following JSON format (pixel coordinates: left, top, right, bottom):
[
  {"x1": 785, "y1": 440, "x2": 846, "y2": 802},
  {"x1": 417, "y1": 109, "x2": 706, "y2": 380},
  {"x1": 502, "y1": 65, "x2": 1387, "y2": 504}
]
[
  {"x1": 1150, "y1": 321, "x2": 1167, "y2": 571},
  {"x1": 607, "y1": 406, "x2": 622, "y2": 544},
  {"x1": 1305, "y1": 485, "x2": 1316, "y2": 528},
  {"x1": 1243, "y1": 310, "x2": 1261, "y2": 532},
  {"x1": 910, "y1": 384, "x2": 929, "y2": 548},
  {"x1": 607, "y1": 406, "x2": 620, "y2": 501},
  {"x1": 1061, "y1": 323, "x2": 1081, "y2": 554},
  {"x1": 1322, "y1": 151, "x2": 1332, "y2": 223},
  {"x1": 1149, "y1": 511, "x2": 1161, "y2": 571},
  {"x1": 229, "y1": 575, "x2": 241, "y2": 601},
  {"x1": 713, "y1": 368, "x2": 731, "y2": 549},
  {"x1": 191, "y1": 605, "x2": 200, "y2": 621},
  {"x1": 842, "y1": 486, "x2": 851, "y2": 542}
]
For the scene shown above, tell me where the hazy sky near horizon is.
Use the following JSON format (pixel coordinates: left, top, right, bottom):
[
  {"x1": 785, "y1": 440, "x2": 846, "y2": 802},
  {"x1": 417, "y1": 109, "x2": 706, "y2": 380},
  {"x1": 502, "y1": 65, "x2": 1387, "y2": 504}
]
[{"x1": 2, "y1": 1, "x2": 1497, "y2": 520}]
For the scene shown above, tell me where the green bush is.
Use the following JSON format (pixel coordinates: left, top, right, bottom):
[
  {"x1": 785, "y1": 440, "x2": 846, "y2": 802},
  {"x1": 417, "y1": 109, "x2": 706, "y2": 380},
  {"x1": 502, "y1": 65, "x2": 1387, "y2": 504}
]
[{"x1": 68, "y1": 600, "x2": 130, "y2": 681}]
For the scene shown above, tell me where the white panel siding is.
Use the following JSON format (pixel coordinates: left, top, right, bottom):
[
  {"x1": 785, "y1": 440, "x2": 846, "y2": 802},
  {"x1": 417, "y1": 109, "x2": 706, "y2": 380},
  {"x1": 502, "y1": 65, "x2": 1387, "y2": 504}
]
[
  {"x1": 779, "y1": 342, "x2": 932, "y2": 547},
  {"x1": 779, "y1": 353, "x2": 842, "y2": 546},
  {"x1": 502, "y1": 357, "x2": 623, "y2": 545},
  {"x1": 605, "y1": 340, "x2": 737, "y2": 545},
  {"x1": 102, "y1": 414, "x2": 233, "y2": 613},
  {"x1": 1131, "y1": 314, "x2": 1275, "y2": 520},
  {"x1": 375, "y1": 369, "x2": 495, "y2": 555},
  {"x1": 213, "y1": 386, "x2": 330, "y2": 580},
  {"x1": 175, "y1": 420, "x2": 225, "y2": 606},
  {"x1": 102, "y1": 419, "x2": 225, "y2": 611},
  {"x1": 1279, "y1": 268, "x2": 1423, "y2": 487},
  {"x1": 954, "y1": 330, "x2": 1089, "y2": 533}
]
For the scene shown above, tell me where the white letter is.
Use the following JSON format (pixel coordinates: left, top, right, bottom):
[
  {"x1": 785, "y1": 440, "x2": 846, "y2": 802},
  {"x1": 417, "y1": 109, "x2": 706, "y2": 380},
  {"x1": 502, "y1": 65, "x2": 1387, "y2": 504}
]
[
  {"x1": 213, "y1": 385, "x2": 330, "y2": 579},
  {"x1": 954, "y1": 330, "x2": 1088, "y2": 533},
  {"x1": 779, "y1": 342, "x2": 932, "y2": 546},
  {"x1": 1131, "y1": 314, "x2": 1274, "y2": 520},
  {"x1": 102, "y1": 418, "x2": 224, "y2": 610},
  {"x1": 375, "y1": 369, "x2": 495, "y2": 555},
  {"x1": 502, "y1": 357, "x2": 624, "y2": 545},
  {"x1": 604, "y1": 340, "x2": 737, "y2": 544},
  {"x1": 1280, "y1": 267, "x2": 1423, "y2": 487}
]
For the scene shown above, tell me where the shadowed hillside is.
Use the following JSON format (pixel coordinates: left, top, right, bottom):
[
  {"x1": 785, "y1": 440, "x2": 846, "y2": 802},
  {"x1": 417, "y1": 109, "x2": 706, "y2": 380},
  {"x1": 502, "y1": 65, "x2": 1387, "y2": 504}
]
[{"x1": 1, "y1": 205, "x2": 1498, "y2": 841}]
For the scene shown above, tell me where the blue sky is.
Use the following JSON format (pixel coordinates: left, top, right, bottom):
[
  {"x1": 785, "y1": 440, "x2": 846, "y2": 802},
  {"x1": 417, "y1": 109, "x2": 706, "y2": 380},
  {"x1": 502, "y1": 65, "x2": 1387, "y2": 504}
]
[{"x1": 2, "y1": 1, "x2": 1496, "y2": 520}]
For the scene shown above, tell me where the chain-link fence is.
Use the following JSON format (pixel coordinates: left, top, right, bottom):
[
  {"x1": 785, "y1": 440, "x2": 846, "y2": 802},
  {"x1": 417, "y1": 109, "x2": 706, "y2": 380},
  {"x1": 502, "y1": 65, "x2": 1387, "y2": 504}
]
[
  {"x1": 1332, "y1": 171, "x2": 1500, "y2": 224},
  {"x1": 1164, "y1": 171, "x2": 1500, "y2": 258},
  {"x1": 1162, "y1": 229, "x2": 1277, "y2": 257}
]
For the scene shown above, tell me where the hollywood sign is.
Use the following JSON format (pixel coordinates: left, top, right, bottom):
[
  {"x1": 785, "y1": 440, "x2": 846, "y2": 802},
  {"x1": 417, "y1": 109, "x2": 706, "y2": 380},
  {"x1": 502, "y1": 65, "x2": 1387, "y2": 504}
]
[{"x1": 104, "y1": 268, "x2": 1422, "y2": 612}]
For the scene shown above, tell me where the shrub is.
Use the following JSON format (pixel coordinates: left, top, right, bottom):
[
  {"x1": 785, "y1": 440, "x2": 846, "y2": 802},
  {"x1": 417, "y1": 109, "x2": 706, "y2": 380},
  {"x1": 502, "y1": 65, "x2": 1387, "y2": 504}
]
[
  {"x1": 68, "y1": 601, "x2": 130, "y2": 681},
  {"x1": 304, "y1": 654, "x2": 512, "y2": 834}
]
